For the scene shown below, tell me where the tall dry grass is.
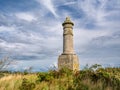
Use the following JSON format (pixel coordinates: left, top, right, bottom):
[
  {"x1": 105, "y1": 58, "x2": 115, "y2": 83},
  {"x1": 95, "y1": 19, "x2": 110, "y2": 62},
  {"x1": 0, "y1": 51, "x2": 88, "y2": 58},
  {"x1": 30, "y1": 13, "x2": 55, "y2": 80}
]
[{"x1": 0, "y1": 74, "x2": 37, "y2": 90}]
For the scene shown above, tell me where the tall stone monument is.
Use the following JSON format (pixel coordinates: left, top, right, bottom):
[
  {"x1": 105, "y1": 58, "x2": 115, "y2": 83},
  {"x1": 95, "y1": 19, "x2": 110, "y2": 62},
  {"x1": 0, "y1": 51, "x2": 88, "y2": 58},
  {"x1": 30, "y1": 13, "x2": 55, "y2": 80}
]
[{"x1": 58, "y1": 17, "x2": 79, "y2": 71}]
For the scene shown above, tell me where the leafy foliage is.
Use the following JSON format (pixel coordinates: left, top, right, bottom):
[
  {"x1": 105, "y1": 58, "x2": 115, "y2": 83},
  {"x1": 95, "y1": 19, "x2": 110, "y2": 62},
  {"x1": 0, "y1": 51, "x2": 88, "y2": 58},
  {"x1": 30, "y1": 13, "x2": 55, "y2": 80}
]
[
  {"x1": 37, "y1": 72, "x2": 54, "y2": 82},
  {"x1": 73, "y1": 65, "x2": 120, "y2": 90},
  {"x1": 19, "y1": 78, "x2": 35, "y2": 90}
]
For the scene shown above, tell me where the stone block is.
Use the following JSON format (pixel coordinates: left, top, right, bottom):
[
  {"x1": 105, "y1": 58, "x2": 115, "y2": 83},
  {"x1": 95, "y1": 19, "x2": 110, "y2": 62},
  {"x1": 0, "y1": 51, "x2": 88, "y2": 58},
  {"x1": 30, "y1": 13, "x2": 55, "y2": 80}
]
[{"x1": 58, "y1": 54, "x2": 79, "y2": 71}]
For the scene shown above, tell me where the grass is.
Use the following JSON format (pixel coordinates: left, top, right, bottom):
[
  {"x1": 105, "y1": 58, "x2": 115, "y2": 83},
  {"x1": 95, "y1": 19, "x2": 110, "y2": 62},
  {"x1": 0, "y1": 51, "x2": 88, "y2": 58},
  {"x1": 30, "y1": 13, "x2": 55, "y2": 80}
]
[
  {"x1": 0, "y1": 74, "x2": 37, "y2": 90},
  {"x1": 0, "y1": 65, "x2": 120, "y2": 90}
]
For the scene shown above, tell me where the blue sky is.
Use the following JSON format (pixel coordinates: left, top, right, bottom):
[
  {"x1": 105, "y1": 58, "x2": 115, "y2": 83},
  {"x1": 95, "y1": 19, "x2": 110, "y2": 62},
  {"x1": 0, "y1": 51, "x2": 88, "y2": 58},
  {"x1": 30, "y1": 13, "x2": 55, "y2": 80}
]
[{"x1": 0, "y1": 0, "x2": 120, "y2": 71}]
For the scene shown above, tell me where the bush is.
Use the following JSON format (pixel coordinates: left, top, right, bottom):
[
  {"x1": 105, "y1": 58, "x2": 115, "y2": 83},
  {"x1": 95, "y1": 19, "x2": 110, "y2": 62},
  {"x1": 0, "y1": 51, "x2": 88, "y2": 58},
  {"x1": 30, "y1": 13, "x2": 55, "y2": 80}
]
[
  {"x1": 73, "y1": 66, "x2": 120, "y2": 90},
  {"x1": 37, "y1": 72, "x2": 54, "y2": 82},
  {"x1": 0, "y1": 73, "x2": 4, "y2": 78},
  {"x1": 59, "y1": 67, "x2": 73, "y2": 77},
  {"x1": 19, "y1": 78, "x2": 35, "y2": 90},
  {"x1": 75, "y1": 83, "x2": 89, "y2": 90}
]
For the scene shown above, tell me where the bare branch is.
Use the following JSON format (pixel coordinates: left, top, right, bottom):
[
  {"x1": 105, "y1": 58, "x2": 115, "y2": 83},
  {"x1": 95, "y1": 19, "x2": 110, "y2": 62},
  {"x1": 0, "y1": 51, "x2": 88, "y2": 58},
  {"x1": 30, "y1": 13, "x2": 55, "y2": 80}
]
[{"x1": 0, "y1": 56, "x2": 14, "y2": 71}]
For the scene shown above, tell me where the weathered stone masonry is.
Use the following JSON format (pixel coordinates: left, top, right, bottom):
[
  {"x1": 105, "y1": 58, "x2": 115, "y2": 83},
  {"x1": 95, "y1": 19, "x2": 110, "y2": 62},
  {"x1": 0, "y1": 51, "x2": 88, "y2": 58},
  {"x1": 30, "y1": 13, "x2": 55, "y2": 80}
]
[{"x1": 58, "y1": 17, "x2": 79, "y2": 71}]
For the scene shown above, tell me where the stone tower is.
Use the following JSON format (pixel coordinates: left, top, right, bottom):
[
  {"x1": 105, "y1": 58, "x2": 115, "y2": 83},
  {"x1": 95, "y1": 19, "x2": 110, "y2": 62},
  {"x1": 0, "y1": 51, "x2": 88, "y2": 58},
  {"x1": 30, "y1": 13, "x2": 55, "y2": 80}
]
[{"x1": 58, "y1": 17, "x2": 79, "y2": 71}]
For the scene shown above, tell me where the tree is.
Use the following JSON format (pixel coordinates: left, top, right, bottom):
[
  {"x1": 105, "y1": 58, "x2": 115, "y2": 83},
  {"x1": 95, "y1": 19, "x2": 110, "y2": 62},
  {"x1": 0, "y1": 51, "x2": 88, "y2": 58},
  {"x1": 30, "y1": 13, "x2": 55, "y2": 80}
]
[{"x1": 0, "y1": 56, "x2": 13, "y2": 71}]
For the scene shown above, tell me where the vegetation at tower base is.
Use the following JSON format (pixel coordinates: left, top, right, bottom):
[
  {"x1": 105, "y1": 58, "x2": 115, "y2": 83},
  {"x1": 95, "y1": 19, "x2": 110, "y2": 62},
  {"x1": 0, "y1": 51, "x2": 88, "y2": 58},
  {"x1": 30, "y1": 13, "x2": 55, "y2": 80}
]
[{"x1": 0, "y1": 64, "x2": 120, "y2": 90}]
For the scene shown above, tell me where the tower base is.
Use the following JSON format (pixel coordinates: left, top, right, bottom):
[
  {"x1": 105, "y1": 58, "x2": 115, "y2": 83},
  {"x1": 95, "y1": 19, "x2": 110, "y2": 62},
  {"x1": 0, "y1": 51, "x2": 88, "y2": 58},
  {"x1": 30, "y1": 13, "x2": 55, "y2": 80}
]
[{"x1": 58, "y1": 54, "x2": 79, "y2": 71}]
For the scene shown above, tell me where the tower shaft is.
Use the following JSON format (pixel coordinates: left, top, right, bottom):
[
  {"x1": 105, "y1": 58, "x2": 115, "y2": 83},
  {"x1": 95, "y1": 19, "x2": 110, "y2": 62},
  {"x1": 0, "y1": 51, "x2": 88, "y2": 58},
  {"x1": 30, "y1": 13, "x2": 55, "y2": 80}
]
[{"x1": 63, "y1": 23, "x2": 74, "y2": 54}]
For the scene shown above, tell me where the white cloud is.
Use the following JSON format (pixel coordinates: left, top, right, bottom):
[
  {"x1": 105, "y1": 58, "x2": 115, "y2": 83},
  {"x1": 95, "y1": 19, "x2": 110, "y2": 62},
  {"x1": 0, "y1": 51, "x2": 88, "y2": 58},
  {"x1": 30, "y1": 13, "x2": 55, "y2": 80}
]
[
  {"x1": 80, "y1": 0, "x2": 106, "y2": 16},
  {"x1": 36, "y1": 0, "x2": 58, "y2": 18},
  {"x1": 0, "y1": 41, "x2": 27, "y2": 51},
  {"x1": 15, "y1": 12, "x2": 36, "y2": 22},
  {"x1": 77, "y1": 0, "x2": 117, "y2": 28},
  {"x1": 0, "y1": 26, "x2": 15, "y2": 32},
  {"x1": 74, "y1": 27, "x2": 113, "y2": 53},
  {"x1": 78, "y1": 0, "x2": 107, "y2": 23},
  {"x1": 62, "y1": 1, "x2": 76, "y2": 6}
]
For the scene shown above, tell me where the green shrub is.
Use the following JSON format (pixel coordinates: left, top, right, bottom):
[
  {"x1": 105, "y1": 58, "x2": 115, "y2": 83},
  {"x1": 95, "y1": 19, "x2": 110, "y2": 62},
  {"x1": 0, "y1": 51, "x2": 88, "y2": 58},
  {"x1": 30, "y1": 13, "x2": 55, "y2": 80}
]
[
  {"x1": 48, "y1": 70, "x2": 60, "y2": 79},
  {"x1": 59, "y1": 67, "x2": 73, "y2": 77},
  {"x1": 73, "y1": 66, "x2": 120, "y2": 90},
  {"x1": 37, "y1": 72, "x2": 54, "y2": 82},
  {"x1": 0, "y1": 73, "x2": 4, "y2": 78},
  {"x1": 19, "y1": 78, "x2": 35, "y2": 90}
]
